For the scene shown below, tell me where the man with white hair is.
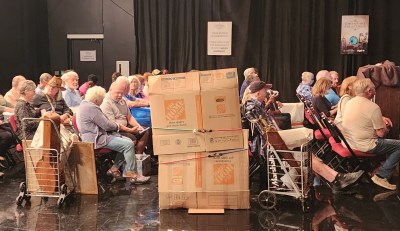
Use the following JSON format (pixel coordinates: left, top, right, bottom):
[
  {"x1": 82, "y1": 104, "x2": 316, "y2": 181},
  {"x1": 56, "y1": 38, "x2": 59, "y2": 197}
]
[
  {"x1": 4, "y1": 75, "x2": 26, "y2": 105},
  {"x1": 239, "y1": 67, "x2": 258, "y2": 100},
  {"x1": 343, "y1": 78, "x2": 399, "y2": 190},
  {"x1": 62, "y1": 71, "x2": 82, "y2": 107},
  {"x1": 316, "y1": 70, "x2": 339, "y2": 106}
]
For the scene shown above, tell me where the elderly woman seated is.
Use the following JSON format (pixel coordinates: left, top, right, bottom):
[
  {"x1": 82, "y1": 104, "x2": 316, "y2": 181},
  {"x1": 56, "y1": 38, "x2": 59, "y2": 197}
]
[
  {"x1": 77, "y1": 86, "x2": 150, "y2": 183},
  {"x1": 32, "y1": 76, "x2": 75, "y2": 134},
  {"x1": 14, "y1": 80, "x2": 42, "y2": 140}
]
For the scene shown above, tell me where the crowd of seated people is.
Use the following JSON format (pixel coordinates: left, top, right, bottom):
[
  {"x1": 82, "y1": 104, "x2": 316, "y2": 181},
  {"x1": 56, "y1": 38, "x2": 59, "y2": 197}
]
[
  {"x1": 0, "y1": 68, "x2": 168, "y2": 182},
  {"x1": 295, "y1": 69, "x2": 399, "y2": 191}
]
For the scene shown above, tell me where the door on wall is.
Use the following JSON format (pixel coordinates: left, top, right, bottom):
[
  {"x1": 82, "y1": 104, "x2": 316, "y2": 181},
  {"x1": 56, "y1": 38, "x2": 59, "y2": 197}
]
[{"x1": 67, "y1": 37, "x2": 104, "y2": 86}]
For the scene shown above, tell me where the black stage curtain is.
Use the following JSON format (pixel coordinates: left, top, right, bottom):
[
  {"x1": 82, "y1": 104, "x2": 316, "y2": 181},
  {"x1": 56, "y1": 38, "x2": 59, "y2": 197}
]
[
  {"x1": 134, "y1": 0, "x2": 400, "y2": 102},
  {"x1": 0, "y1": 0, "x2": 50, "y2": 94}
]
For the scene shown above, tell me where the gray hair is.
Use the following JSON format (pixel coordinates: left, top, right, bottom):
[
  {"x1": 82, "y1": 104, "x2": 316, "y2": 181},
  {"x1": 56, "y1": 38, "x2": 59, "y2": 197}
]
[
  {"x1": 61, "y1": 71, "x2": 79, "y2": 81},
  {"x1": 39, "y1": 73, "x2": 52, "y2": 83},
  {"x1": 12, "y1": 75, "x2": 26, "y2": 88},
  {"x1": 19, "y1": 80, "x2": 36, "y2": 95},
  {"x1": 85, "y1": 86, "x2": 106, "y2": 103},
  {"x1": 353, "y1": 78, "x2": 373, "y2": 96}
]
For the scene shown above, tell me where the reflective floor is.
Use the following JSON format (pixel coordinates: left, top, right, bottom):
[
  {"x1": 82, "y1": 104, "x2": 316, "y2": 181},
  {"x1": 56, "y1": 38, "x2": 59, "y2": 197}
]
[{"x1": 0, "y1": 165, "x2": 399, "y2": 231}]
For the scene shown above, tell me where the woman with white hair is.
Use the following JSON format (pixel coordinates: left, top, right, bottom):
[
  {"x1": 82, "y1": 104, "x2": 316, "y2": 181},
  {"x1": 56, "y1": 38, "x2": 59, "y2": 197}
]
[
  {"x1": 14, "y1": 80, "x2": 42, "y2": 140},
  {"x1": 296, "y1": 71, "x2": 314, "y2": 101},
  {"x1": 77, "y1": 86, "x2": 150, "y2": 183}
]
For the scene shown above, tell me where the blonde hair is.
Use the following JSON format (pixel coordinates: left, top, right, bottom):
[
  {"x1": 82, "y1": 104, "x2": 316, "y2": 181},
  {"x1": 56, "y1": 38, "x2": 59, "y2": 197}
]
[
  {"x1": 312, "y1": 78, "x2": 331, "y2": 96},
  {"x1": 241, "y1": 86, "x2": 252, "y2": 104},
  {"x1": 353, "y1": 78, "x2": 374, "y2": 96},
  {"x1": 339, "y1": 76, "x2": 358, "y2": 97},
  {"x1": 129, "y1": 75, "x2": 142, "y2": 95}
]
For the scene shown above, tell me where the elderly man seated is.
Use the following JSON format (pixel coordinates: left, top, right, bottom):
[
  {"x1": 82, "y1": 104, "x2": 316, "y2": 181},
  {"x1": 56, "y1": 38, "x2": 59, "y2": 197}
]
[
  {"x1": 36, "y1": 73, "x2": 52, "y2": 94},
  {"x1": 62, "y1": 71, "x2": 82, "y2": 107},
  {"x1": 77, "y1": 86, "x2": 150, "y2": 183},
  {"x1": 101, "y1": 80, "x2": 150, "y2": 155},
  {"x1": 5, "y1": 75, "x2": 26, "y2": 106}
]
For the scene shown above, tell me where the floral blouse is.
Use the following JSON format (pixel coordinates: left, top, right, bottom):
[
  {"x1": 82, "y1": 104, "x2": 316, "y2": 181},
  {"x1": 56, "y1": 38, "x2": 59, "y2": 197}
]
[{"x1": 14, "y1": 99, "x2": 41, "y2": 140}]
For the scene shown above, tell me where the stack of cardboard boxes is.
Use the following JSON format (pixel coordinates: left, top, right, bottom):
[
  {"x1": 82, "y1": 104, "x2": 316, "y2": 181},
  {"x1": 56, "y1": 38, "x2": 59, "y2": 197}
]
[{"x1": 149, "y1": 68, "x2": 250, "y2": 209}]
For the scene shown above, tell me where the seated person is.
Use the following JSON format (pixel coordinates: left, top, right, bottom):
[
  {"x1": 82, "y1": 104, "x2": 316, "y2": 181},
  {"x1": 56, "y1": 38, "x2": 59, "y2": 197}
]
[
  {"x1": 334, "y1": 76, "x2": 358, "y2": 130},
  {"x1": 296, "y1": 71, "x2": 314, "y2": 101},
  {"x1": 312, "y1": 78, "x2": 337, "y2": 119},
  {"x1": 4, "y1": 75, "x2": 26, "y2": 106},
  {"x1": 0, "y1": 119, "x2": 14, "y2": 176},
  {"x1": 342, "y1": 78, "x2": 399, "y2": 190},
  {"x1": 15, "y1": 80, "x2": 42, "y2": 140},
  {"x1": 101, "y1": 81, "x2": 150, "y2": 154},
  {"x1": 111, "y1": 71, "x2": 122, "y2": 83},
  {"x1": 0, "y1": 95, "x2": 15, "y2": 118},
  {"x1": 128, "y1": 75, "x2": 146, "y2": 99},
  {"x1": 35, "y1": 73, "x2": 52, "y2": 94},
  {"x1": 316, "y1": 70, "x2": 340, "y2": 106},
  {"x1": 239, "y1": 67, "x2": 258, "y2": 100},
  {"x1": 62, "y1": 71, "x2": 82, "y2": 107},
  {"x1": 77, "y1": 86, "x2": 150, "y2": 183},
  {"x1": 115, "y1": 76, "x2": 150, "y2": 108},
  {"x1": 141, "y1": 72, "x2": 152, "y2": 99},
  {"x1": 79, "y1": 74, "x2": 98, "y2": 97},
  {"x1": 32, "y1": 76, "x2": 75, "y2": 133},
  {"x1": 240, "y1": 73, "x2": 260, "y2": 104},
  {"x1": 243, "y1": 81, "x2": 363, "y2": 193}
]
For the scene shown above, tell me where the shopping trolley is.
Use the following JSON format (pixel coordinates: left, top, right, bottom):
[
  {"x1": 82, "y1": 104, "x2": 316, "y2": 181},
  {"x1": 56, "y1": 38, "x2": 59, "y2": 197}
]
[
  {"x1": 16, "y1": 117, "x2": 74, "y2": 207},
  {"x1": 258, "y1": 140, "x2": 314, "y2": 212}
]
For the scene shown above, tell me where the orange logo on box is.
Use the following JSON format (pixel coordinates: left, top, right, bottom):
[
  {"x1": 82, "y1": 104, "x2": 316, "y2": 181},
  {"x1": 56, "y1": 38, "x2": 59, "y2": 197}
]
[
  {"x1": 215, "y1": 96, "x2": 226, "y2": 114},
  {"x1": 216, "y1": 104, "x2": 226, "y2": 114},
  {"x1": 172, "y1": 166, "x2": 183, "y2": 177},
  {"x1": 164, "y1": 99, "x2": 186, "y2": 120},
  {"x1": 213, "y1": 164, "x2": 234, "y2": 185}
]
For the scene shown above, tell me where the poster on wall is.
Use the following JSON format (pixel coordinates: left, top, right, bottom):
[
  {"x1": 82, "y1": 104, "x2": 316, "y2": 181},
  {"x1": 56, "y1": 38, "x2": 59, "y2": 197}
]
[
  {"x1": 207, "y1": 21, "x2": 232, "y2": 56},
  {"x1": 341, "y1": 15, "x2": 369, "y2": 54},
  {"x1": 80, "y1": 50, "x2": 96, "y2": 61}
]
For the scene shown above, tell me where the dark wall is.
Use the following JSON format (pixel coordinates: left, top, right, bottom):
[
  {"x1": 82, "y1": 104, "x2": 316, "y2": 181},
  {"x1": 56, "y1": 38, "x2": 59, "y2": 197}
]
[
  {"x1": 0, "y1": 0, "x2": 50, "y2": 94},
  {"x1": 47, "y1": 0, "x2": 135, "y2": 89}
]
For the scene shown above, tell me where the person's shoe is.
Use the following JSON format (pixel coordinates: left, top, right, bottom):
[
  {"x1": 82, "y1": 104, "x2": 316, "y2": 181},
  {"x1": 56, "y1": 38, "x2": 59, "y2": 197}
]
[
  {"x1": 371, "y1": 175, "x2": 396, "y2": 190},
  {"x1": 332, "y1": 170, "x2": 364, "y2": 191},
  {"x1": 129, "y1": 175, "x2": 150, "y2": 184}
]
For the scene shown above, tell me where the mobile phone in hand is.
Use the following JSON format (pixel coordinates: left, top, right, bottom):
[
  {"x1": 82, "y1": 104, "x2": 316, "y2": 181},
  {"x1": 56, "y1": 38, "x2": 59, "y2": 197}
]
[{"x1": 139, "y1": 127, "x2": 150, "y2": 134}]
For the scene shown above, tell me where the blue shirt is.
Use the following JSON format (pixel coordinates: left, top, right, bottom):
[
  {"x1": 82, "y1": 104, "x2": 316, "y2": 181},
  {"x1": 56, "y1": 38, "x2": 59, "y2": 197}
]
[
  {"x1": 325, "y1": 88, "x2": 340, "y2": 106},
  {"x1": 62, "y1": 88, "x2": 82, "y2": 107},
  {"x1": 296, "y1": 83, "x2": 313, "y2": 101}
]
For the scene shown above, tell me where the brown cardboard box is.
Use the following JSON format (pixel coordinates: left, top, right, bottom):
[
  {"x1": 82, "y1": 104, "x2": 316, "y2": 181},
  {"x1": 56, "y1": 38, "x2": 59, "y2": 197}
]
[
  {"x1": 159, "y1": 191, "x2": 250, "y2": 210},
  {"x1": 150, "y1": 92, "x2": 202, "y2": 135},
  {"x1": 199, "y1": 68, "x2": 238, "y2": 90},
  {"x1": 153, "y1": 129, "x2": 245, "y2": 155},
  {"x1": 148, "y1": 72, "x2": 200, "y2": 95},
  {"x1": 158, "y1": 149, "x2": 249, "y2": 192},
  {"x1": 201, "y1": 88, "x2": 241, "y2": 130}
]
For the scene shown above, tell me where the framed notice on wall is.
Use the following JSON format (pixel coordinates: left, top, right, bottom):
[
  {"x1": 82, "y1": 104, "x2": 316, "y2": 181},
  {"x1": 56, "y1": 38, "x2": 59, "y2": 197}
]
[
  {"x1": 207, "y1": 21, "x2": 232, "y2": 56},
  {"x1": 341, "y1": 15, "x2": 369, "y2": 54}
]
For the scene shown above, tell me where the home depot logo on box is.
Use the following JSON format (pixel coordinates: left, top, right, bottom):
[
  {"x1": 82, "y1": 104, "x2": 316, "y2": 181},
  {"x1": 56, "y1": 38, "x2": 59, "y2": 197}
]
[
  {"x1": 215, "y1": 96, "x2": 226, "y2": 114},
  {"x1": 213, "y1": 164, "x2": 234, "y2": 185},
  {"x1": 165, "y1": 99, "x2": 186, "y2": 120}
]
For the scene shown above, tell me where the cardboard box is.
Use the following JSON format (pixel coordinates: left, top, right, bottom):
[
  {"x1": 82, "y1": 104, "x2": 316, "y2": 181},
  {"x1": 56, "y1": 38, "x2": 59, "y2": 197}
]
[
  {"x1": 136, "y1": 154, "x2": 151, "y2": 176},
  {"x1": 158, "y1": 149, "x2": 249, "y2": 192},
  {"x1": 150, "y1": 92, "x2": 202, "y2": 135},
  {"x1": 153, "y1": 130, "x2": 245, "y2": 155},
  {"x1": 148, "y1": 72, "x2": 200, "y2": 95},
  {"x1": 150, "y1": 88, "x2": 241, "y2": 135},
  {"x1": 201, "y1": 88, "x2": 241, "y2": 130},
  {"x1": 199, "y1": 68, "x2": 238, "y2": 90},
  {"x1": 159, "y1": 191, "x2": 250, "y2": 210}
]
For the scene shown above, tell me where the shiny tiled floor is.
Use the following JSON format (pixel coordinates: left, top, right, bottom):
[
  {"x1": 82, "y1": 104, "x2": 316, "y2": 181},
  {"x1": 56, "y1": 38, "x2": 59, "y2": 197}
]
[{"x1": 0, "y1": 165, "x2": 399, "y2": 230}]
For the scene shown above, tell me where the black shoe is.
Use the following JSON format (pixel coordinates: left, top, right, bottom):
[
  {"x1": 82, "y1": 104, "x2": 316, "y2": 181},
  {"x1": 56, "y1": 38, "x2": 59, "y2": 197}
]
[{"x1": 332, "y1": 170, "x2": 364, "y2": 192}]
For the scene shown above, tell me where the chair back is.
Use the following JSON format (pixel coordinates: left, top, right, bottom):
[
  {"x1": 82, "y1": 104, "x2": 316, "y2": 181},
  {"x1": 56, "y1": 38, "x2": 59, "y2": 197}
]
[{"x1": 71, "y1": 116, "x2": 80, "y2": 134}]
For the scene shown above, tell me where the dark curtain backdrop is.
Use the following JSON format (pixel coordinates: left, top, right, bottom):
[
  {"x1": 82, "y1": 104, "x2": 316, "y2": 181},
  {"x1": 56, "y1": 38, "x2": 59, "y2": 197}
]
[
  {"x1": 0, "y1": 0, "x2": 50, "y2": 94},
  {"x1": 134, "y1": 0, "x2": 400, "y2": 102}
]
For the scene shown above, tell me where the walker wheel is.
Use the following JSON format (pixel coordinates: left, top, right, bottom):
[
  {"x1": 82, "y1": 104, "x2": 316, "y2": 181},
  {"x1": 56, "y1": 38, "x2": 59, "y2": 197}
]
[
  {"x1": 258, "y1": 210, "x2": 277, "y2": 229},
  {"x1": 57, "y1": 197, "x2": 64, "y2": 207},
  {"x1": 16, "y1": 195, "x2": 24, "y2": 206},
  {"x1": 258, "y1": 191, "x2": 277, "y2": 210}
]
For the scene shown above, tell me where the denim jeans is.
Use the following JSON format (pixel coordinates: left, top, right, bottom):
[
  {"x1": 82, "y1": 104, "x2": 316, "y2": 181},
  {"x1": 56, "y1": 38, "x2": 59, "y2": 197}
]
[
  {"x1": 368, "y1": 138, "x2": 400, "y2": 179},
  {"x1": 105, "y1": 136, "x2": 136, "y2": 175}
]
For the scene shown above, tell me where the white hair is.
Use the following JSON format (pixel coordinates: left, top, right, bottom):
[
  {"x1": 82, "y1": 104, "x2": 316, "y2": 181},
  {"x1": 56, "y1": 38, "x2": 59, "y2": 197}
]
[
  {"x1": 243, "y1": 67, "x2": 255, "y2": 79},
  {"x1": 61, "y1": 71, "x2": 79, "y2": 81},
  {"x1": 85, "y1": 86, "x2": 106, "y2": 103},
  {"x1": 316, "y1": 70, "x2": 331, "y2": 81}
]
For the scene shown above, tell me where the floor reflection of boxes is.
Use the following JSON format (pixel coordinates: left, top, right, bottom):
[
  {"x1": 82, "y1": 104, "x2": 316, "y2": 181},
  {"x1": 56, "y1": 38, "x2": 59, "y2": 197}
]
[{"x1": 136, "y1": 154, "x2": 151, "y2": 176}]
